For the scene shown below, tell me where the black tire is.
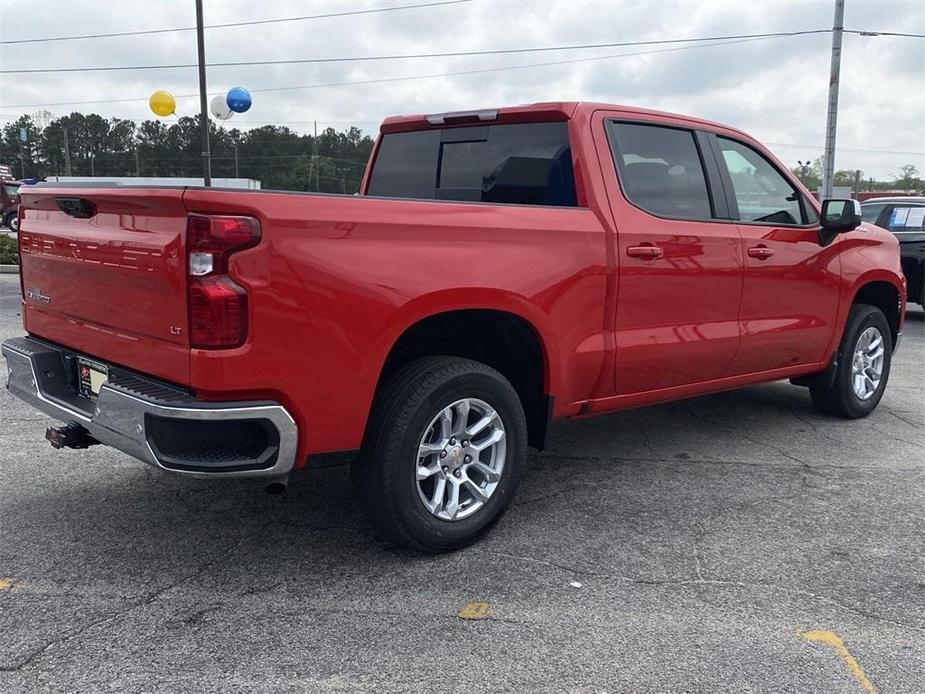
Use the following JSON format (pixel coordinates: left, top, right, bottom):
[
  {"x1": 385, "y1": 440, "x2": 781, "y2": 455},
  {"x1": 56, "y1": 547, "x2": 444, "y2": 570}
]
[
  {"x1": 810, "y1": 304, "x2": 892, "y2": 418},
  {"x1": 1, "y1": 212, "x2": 15, "y2": 233},
  {"x1": 352, "y1": 356, "x2": 527, "y2": 553}
]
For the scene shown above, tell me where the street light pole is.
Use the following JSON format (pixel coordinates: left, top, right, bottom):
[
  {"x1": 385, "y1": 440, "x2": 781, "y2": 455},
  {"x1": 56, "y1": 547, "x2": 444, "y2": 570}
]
[
  {"x1": 195, "y1": 0, "x2": 212, "y2": 186},
  {"x1": 63, "y1": 127, "x2": 72, "y2": 176},
  {"x1": 820, "y1": 0, "x2": 845, "y2": 201}
]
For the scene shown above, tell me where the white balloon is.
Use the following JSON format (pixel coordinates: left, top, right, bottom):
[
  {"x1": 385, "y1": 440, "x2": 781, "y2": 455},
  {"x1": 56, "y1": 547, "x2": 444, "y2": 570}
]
[{"x1": 210, "y1": 94, "x2": 233, "y2": 121}]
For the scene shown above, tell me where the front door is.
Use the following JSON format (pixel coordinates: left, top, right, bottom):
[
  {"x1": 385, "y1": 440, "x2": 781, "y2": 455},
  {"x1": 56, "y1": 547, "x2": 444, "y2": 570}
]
[
  {"x1": 711, "y1": 135, "x2": 841, "y2": 374},
  {"x1": 597, "y1": 117, "x2": 744, "y2": 394}
]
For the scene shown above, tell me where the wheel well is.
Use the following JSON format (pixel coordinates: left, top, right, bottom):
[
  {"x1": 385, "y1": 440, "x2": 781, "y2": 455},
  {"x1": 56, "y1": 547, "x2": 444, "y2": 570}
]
[
  {"x1": 853, "y1": 281, "x2": 901, "y2": 345},
  {"x1": 378, "y1": 310, "x2": 551, "y2": 449}
]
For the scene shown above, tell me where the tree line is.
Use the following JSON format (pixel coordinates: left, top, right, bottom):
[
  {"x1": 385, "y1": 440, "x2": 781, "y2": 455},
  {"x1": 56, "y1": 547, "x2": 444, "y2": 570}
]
[
  {"x1": 1, "y1": 112, "x2": 375, "y2": 193},
  {"x1": 789, "y1": 157, "x2": 921, "y2": 193},
  {"x1": 2, "y1": 111, "x2": 921, "y2": 194}
]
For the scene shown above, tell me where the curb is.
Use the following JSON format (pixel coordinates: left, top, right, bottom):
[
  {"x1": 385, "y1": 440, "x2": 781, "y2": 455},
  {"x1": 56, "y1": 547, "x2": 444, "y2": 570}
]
[{"x1": 0, "y1": 264, "x2": 19, "y2": 274}]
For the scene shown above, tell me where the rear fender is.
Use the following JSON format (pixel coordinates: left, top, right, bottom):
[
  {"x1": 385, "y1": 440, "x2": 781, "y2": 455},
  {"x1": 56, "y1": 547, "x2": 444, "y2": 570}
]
[{"x1": 371, "y1": 287, "x2": 562, "y2": 399}]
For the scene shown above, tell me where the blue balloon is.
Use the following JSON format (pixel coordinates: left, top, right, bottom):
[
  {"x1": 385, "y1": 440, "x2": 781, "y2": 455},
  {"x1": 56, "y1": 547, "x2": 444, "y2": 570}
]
[{"x1": 226, "y1": 87, "x2": 252, "y2": 113}]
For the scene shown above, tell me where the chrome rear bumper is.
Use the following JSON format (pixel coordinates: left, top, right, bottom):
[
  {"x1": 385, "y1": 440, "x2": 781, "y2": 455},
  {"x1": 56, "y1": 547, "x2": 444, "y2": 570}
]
[{"x1": 2, "y1": 336, "x2": 297, "y2": 478}]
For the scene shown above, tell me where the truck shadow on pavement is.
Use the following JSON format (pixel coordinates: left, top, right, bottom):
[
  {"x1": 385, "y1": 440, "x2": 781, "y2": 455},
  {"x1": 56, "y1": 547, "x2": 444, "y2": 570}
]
[{"x1": 4, "y1": 377, "x2": 921, "y2": 586}]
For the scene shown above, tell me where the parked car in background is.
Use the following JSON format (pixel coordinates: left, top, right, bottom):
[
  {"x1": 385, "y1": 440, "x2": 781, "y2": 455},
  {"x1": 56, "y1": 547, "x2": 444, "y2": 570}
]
[
  {"x1": 2, "y1": 102, "x2": 907, "y2": 552},
  {"x1": 1, "y1": 180, "x2": 19, "y2": 233},
  {"x1": 861, "y1": 196, "x2": 925, "y2": 306}
]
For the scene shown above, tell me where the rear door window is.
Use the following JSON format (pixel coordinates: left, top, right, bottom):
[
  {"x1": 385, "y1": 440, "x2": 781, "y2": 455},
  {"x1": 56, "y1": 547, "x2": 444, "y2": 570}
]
[
  {"x1": 605, "y1": 121, "x2": 713, "y2": 220},
  {"x1": 367, "y1": 122, "x2": 577, "y2": 206}
]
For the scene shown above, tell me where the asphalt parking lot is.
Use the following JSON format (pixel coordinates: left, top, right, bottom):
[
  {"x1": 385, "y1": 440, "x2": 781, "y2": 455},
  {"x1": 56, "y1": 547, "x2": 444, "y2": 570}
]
[{"x1": 0, "y1": 272, "x2": 922, "y2": 694}]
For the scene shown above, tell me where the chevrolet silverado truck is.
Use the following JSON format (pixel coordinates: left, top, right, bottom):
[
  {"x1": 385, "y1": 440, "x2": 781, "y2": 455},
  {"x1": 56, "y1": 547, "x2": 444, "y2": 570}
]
[{"x1": 2, "y1": 102, "x2": 906, "y2": 552}]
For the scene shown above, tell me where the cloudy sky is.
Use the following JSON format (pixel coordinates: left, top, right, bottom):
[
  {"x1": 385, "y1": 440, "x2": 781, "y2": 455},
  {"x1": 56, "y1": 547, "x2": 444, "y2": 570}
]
[{"x1": 1, "y1": 0, "x2": 923, "y2": 180}]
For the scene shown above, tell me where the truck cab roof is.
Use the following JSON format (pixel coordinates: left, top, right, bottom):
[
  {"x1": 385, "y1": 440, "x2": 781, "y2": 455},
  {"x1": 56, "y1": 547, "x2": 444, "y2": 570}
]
[{"x1": 380, "y1": 101, "x2": 751, "y2": 140}]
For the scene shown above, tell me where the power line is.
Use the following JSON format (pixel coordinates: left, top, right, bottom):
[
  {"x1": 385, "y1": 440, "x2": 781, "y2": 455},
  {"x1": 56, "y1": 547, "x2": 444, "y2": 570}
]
[
  {"x1": 845, "y1": 29, "x2": 925, "y2": 38},
  {"x1": 0, "y1": 0, "x2": 473, "y2": 45},
  {"x1": 0, "y1": 30, "x2": 834, "y2": 75},
  {"x1": 767, "y1": 142, "x2": 925, "y2": 156},
  {"x1": 3, "y1": 24, "x2": 920, "y2": 72},
  {"x1": 0, "y1": 33, "x2": 821, "y2": 109}
]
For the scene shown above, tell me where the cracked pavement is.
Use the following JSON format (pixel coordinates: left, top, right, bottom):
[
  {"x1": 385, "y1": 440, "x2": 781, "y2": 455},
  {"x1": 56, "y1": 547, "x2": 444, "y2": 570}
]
[{"x1": 0, "y1": 274, "x2": 923, "y2": 693}]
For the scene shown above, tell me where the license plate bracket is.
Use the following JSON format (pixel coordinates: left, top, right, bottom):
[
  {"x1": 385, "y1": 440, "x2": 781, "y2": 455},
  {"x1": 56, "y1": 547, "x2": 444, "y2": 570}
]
[{"x1": 77, "y1": 358, "x2": 109, "y2": 399}]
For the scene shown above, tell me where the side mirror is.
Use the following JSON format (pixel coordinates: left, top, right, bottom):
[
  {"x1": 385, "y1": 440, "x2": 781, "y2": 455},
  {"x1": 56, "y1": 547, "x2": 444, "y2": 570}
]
[{"x1": 820, "y1": 198, "x2": 862, "y2": 234}]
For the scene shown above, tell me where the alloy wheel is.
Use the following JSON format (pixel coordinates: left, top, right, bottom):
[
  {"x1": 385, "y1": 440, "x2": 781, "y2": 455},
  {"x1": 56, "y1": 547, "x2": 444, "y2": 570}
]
[{"x1": 414, "y1": 398, "x2": 506, "y2": 521}]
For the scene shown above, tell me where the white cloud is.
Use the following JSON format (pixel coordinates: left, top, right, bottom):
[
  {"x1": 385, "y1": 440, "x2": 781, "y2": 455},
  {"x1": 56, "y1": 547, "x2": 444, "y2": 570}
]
[{"x1": 0, "y1": 0, "x2": 922, "y2": 178}]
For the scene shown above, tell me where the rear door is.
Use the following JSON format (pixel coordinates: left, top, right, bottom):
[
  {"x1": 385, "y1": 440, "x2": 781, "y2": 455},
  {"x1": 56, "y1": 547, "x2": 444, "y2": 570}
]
[
  {"x1": 710, "y1": 135, "x2": 840, "y2": 374},
  {"x1": 596, "y1": 116, "x2": 744, "y2": 394},
  {"x1": 17, "y1": 187, "x2": 191, "y2": 383}
]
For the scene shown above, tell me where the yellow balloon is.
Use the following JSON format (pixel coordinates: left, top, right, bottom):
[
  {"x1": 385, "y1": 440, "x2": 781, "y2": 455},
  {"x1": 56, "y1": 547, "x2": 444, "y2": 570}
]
[{"x1": 149, "y1": 90, "x2": 176, "y2": 117}]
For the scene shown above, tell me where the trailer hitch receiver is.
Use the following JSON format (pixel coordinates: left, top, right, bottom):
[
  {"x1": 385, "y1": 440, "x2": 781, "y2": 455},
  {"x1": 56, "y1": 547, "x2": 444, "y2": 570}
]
[{"x1": 45, "y1": 422, "x2": 100, "y2": 450}]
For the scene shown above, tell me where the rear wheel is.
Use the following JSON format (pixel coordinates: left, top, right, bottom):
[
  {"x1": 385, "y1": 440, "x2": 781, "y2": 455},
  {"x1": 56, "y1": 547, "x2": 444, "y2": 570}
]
[
  {"x1": 352, "y1": 356, "x2": 527, "y2": 553},
  {"x1": 811, "y1": 304, "x2": 892, "y2": 418}
]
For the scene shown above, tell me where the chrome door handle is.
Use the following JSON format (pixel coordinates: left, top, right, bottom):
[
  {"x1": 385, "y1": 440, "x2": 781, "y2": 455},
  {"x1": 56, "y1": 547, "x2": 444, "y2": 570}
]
[
  {"x1": 626, "y1": 245, "x2": 663, "y2": 260},
  {"x1": 748, "y1": 245, "x2": 774, "y2": 260}
]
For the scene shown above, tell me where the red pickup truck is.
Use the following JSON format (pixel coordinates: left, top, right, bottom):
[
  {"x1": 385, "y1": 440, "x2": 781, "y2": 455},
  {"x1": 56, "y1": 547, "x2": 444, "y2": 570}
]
[{"x1": 3, "y1": 102, "x2": 906, "y2": 551}]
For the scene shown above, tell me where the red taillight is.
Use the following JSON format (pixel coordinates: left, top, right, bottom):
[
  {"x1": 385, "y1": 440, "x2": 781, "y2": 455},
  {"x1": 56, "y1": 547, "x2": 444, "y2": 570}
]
[{"x1": 186, "y1": 214, "x2": 260, "y2": 349}]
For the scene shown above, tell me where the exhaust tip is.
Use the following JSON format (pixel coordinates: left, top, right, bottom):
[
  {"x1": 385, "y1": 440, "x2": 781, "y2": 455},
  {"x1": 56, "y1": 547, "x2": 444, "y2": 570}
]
[{"x1": 265, "y1": 477, "x2": 288, "y2": 495}]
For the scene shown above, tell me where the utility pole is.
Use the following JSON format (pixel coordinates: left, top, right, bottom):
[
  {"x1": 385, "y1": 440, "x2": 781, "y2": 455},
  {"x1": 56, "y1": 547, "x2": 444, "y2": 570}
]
[
  {"x1": 195, "y1": 0, "x2": 212, "y2": 186},
  {"x1": 821, "y1": 0, "x2": 845, "y2": 201},
  {"x1": 233, "y1": 144, "x2": 239, "y2": 178},
  {"x1": 135, "y1": 149, "x2": 141, "y2": 176},
  {"x1": 63, "y1": 127, "x2": 72, "y2": 176},
  {"x1": 853, "y1": 169, "x2": 861, "y2": 197},
  {"x1": 18, "y1": 126, "x2": 27, "y2": 179},
  {"x1": 313, "y1": 120, "x2": 320, "y2": 191}
]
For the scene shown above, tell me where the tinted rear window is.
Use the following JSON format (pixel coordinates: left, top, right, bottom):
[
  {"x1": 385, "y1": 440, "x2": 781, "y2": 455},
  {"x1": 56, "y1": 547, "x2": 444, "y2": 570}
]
[
  {"x1": 367, "y1": 122, "x2": 577, "y2": 207},
  {"x1": 606, "y1": 121, "x2": 712, "y2": 220}
]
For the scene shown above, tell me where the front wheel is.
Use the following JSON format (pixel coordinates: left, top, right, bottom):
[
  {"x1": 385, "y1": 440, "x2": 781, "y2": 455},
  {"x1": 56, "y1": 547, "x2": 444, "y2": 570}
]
[
  {"x1": 352, "y1": 356, "x2": 527, "y2": 553},
  {"x1": 811, "y1": 304, "x2": 892, "y2": 418},
  {"x1": 2, "y1": 212, "x2": 17, "y2": 233}
]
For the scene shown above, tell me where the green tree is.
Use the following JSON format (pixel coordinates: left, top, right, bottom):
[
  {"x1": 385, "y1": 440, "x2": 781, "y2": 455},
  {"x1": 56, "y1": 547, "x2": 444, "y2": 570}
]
[
  {"x1": 0, "y1": 110, "x2": 374, "y2": 191},
  {"x1": 894, "y1": 165, "x2": 921, "y2": 191},
  {"x1": 1, "y1": 116, "x2": 40, "y2": 178},
  {"x1": 791, "y1": 157, "x2": 822, "y2": 190},
  {"x1": 833, "y1": 169, "x2": 861, "y2": 188}
]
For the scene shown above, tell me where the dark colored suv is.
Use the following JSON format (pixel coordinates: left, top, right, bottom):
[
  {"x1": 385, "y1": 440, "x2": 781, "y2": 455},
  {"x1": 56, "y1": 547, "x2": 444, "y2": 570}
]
[{"x1": 861, "y1": 197, "x2": 924, "y2": 306}]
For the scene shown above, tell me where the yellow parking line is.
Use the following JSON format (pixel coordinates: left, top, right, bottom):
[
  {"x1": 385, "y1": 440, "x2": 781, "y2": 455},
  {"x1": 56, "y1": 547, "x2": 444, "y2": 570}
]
[
  {"x1": 0, "y1": 578, "x2": 11, "y2": 591},
  {"x1": 457, "y1": 601, "x2": 491, "y2": 620},
  {"x1": 801, "y1": 629, "x2": 878, "y2": 694}
]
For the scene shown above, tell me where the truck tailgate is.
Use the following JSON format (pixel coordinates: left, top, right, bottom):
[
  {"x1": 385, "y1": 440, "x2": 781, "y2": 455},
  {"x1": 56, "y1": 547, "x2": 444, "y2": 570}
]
[{"x1": 17, "y1": 187, "x2": 191, "y2": 384}]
